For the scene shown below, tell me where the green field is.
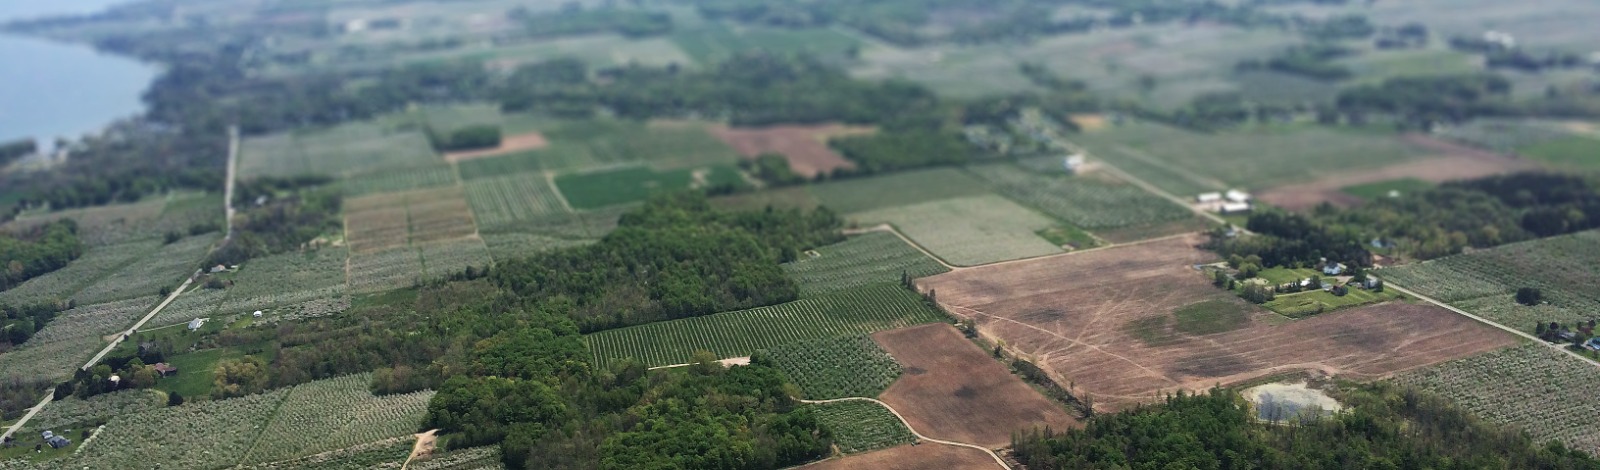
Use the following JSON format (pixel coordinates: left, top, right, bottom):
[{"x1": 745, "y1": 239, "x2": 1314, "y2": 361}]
[
  {"x1": 74, "y1": 233, "x2": 219, "y2": 306},
  {"x1": 555, "y1": 164, "x2": 746, "y2": 209},
  {"x1": 24, "y1": 296, "x2": 158, "y2": 345},
  {"x1": 483, "y1": 232, "x2": 593, "y2": 263},
  {"x1": 808, "y1": 168, "x2": 991, "y2": 214},
  {"x1": 0, "y1": 336, "x2": 102, "y2": 383},
  {"x1": 1382, "y1": 230, "x2": 1600, "y2": 332},
  {"x1": 417, "y1": 103, "x2": 503, "y2": 134},
  {"x1": 0, "y1": 239, "x2": 160, "y2": 307},
  {"x1": 673, "y1": 23, "x2": 860, "y2": 62},
  {"x1": 782, "y1": 232, "x2": 949, "y2": 298},
  {"x1": 464, "y1": 173, "x2": 570, "y2": 228},
  {"x1": 341, "y1": 165, "x2": 458, "y2": 196},
  {"x1": 1341, "y1": 178, "x2": 1434, "y2": 201},
  {"x1": 1075, "y1": 122, "x2": 1430, "y2": 195},
  {"x1": 459, "y1": 119, "x2": 741, "y2": 180},
  {"x1": 1172, "y1": 299, "x2": 1252, "y2": 335},
  {"x1": 849, "y1": 195, "x2": 1064, "y2": 266},
  {"x1": 216, "y1": 247, "x2": 349, "y2": 317},
  {"x1": 240, "y1": 373, "x2": 434, "y2": 464},
  {"x1": 239, "y1": 121, "x2": 440, "y2": 179},
  {"x1": 1254, "y1": 267, "x2": 1322, "y2": 286},
  {"x1": 968, "y1": 164, "x2": 1198, "y2": 238},
  {"x1": 1397, "y1": 344, "x2": 1600, "y2": 455},
  {"x1": 419, "y1": 238, "x2": 494, "y2": 279},
  {"x1": 809, "y1": 400, "x2": 917, "y2": 454},
  {"x1": 584, "y1": 283, "x2": 946, "y2": 369},
  {"x1": 1261, "y1": 287, "x2": 1399, "y2": 318},
  {"x1": 766, "y1": 335, "x2": 902, "y2": 400},
  {"x1": 1519, "y1": 136, "x2": 1600, "y2": 171}
]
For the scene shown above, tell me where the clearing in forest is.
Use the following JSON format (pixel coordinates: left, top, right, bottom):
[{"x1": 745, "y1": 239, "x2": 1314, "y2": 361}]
[
  {"x1": 873, "y1": 323, "x2": 1079, "y2": 449},
  {"x1": 1256, "y1": 134, "x2": 1535, "y2": 211},
  {"x1": 915, "y1": 235, "x2": 1520, "y2": 412},
  {"x1": 709, "y1": 123, "x2": 872, "y2": 178}
]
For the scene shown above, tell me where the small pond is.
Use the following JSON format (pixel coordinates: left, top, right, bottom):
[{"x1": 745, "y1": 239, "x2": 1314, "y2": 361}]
[{"x1": 1242, "y1": 382, "x2": 1342, "y2": 422}]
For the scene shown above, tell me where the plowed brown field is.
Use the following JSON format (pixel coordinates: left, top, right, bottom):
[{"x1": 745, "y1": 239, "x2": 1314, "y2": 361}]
[
  {"x1": 916, "y1": 235, "x2": 1518, "y2": 412},
  {"x1": 873, "y1": 324, "x2": 1079, "y2": 449},
  {"x1": 804, "y1": 443, "x2": 999, "y2": 470},
  {"x1": 710, "y1": 124, "x2": 872, "y2": 178},
  {"x1": 1258, "y1": 134, "x2": 1534, "y2": 211}
]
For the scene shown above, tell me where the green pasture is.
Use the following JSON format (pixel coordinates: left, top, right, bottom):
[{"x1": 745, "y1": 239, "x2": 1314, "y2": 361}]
[
  {"x1": 808, "y1": 167, "x2": 991, "y2": 214},
  {"x1": 555, "y1": 164, "x2": 746, "y2": 209},
  {"x1": 674, "y1": 23, "x2": 860, "y2": 62}
]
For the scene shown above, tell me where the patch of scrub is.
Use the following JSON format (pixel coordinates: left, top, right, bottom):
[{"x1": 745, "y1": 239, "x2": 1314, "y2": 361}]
[{"x1": 1242, "y1": 382, "x2": 1342, "y2": 422}]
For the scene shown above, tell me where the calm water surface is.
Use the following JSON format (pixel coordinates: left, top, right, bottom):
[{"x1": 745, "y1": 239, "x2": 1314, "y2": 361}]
[{"x1": 0, "y1": 0, "x2": 157, "y2": 146}]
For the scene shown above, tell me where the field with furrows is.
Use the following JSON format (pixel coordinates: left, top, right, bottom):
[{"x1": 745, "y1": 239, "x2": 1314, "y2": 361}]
[
  {"x1": 73, "y1": 233, "x2": 218, "y2": 305},
  {"x1": 146, "y1": 287, "x2": 226, "y2": 328},
  {"x1": 463, "y1": 174, "x2": 569, "y2": 228},
  {"x1": 420, "y1": 238, "x2": 494, "y2": 278},
  {"x1": 24, "y1": 296, "x2": 158, "y2": 344},
  {"x1": 767, "y1": 335, "x2": 903, "y2": 400},
  {"x1": 241, "y1": 373, "x2": 435, "y2": 464},
  {"x1": 586, "y1": 283, "x2": 945, "y2": 369},
  {"x1": 410, "y1": 446, "x2": 504, "y2": 470},
  {"x1": 0, "y1": 239, "x2": 160, "y2": 307},
  {"x1": 482, "y1": 232, "x2": 593, "y2": 263},
  {"x1": 810, "y1": 400, "x2": 917, "y2": 454},
  {"x1": 22, "y1": 389, "x2": 166, "y2": 433},
  {"x1": 74, "y1": 388, "x2": 292, "y2": 470},
  {"x1": 1382, "y1": 230, "x2": 1600, "y2": 331},
  {"x1": 342, "y1": 165, "x2": 458, "y2": 196},
  {"x1": 967, "y1": 164, "x2": 1197, "y2": 233},
  {"x1": 781, "y1": 232, "x2": 948, "y2": 298},
  {"x1": 848, "y1": 195, "x2": 1063, "y2": 266},
  {"x1": 0, "y1": 336, "x2": 101, "y2": 382},
  {"x1": 238, "y1": 438, "x2": 410, "y2": 470},
  {"x1": 348, "y1": 246, "x2": 425, "y2": 293},
  {"x1": 218, "y1": 248, "x2": 349, "y2": 312},
  {"x1": 1396, "y1": 344, "x2": 1600, "y2": 454}
]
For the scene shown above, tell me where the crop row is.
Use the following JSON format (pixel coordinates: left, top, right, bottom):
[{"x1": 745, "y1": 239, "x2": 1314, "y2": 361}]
[
  {"x1": 968, "y1": 164, "x2": 1194, "y2": 230},
  {"x1": 242, "y1": 373, "x2": 435, "y2": 464},
  {"x1": 1395, "y1": 344, "x2": 1600, "y2": 455},
  {"x1": 0, "y1": 336, "x2": 102, "y2": 383},
  {"x1": 782, "y1": 232, "x2": 948, "y2": 298},
  {"x1": 464, "y1": 174, "x2": 569, "y2": 228},
  {"x1": 342, "y1": 164, "x2": 457, "y2": 197},
  {"x1": 483, "y1": 232, "x2": 593, "y2": 263},
  {"x1": 849, "y1": 195, "x2": 1063, "y2": 266},
  {"x1": 349, "y1": 247, "x2": 425, "y2": 294},
  {"x1": 585, "y1": 283, "x2": 946, "y2": 369},
  {"x1": 410, "y1": 446, "x2": 502, "y2": 470},
  {"x1": 767, "y1": 335, "x2": 903, "y2": 400},
  {"x1": 73, "y1": 233, "x2": 218, "y2": 306},
  {"x1": 420, "y1": 238, "x2": 494, "y2": 279},
  {"x1": 25, "y1": 295, "x2": 159, "y2": 345},
  {"x1": 0, "y1": 239, "x2": 160, "y2": 307},
  {"x1": 809, "y1": 400, "x2": 915, "y2": 454},
  {"x1": 75, "y1": 388, "x2": 293, "y2": 470},
  {"x1": 239, "y1": 438, "x2": 411, "y2": 470},
  {"x1": 24, "y1": 389, "x2": 166, "y2": 434}
]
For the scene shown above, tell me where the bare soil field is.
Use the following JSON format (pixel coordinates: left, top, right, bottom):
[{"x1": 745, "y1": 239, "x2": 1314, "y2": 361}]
[
  {"x1": 803, "y1": 443, "x2": 999, "y2": 470},
  {"x1": 915, "y1": 235, "x2": 1519, "y2": 412},
  {"x1": 873, "y1": 324, "x2": 1079, "y2": 449},
  {"x1": 442, "y1": 132, "x2": 549, "y2": 163},
  {"x1": 710, "y1": 124, "x2": 873, "y2": 178},
  {"x1": 1258, "y1": 134, "x2": 1535, "y2": 211},
  {"x1": 345, "y1": 187, "x2": 477, "y2": 253}
]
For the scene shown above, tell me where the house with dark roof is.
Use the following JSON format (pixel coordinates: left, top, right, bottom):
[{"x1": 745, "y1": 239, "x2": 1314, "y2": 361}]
[{"x1": 153, "y1": 363, "x2": 178, "y2": 377}]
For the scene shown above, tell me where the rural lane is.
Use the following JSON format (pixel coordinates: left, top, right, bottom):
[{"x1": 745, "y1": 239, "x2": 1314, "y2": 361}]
[
  {"x1": 1383, "y1": 282, "x2": 1600, "y2": 368},
  {"x1": 2, "y1": 126, "x2": 235, "y2": 442},
  {"x1": 794, "y1": 397, "x2": 1012, "y2": 470}
]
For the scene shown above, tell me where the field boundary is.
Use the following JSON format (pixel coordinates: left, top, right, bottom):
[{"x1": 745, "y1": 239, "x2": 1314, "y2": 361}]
[
  {"x1": 1381, "y1": 281, "x2": 1600, "y2": 369},
  {"x1": 795, "y1": 397, "x2": 1010, "y2": 470}
]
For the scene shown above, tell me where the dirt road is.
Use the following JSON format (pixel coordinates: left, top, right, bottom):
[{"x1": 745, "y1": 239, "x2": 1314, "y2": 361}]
[{"x1": 797, "y1": 397, "x2": 1010, "y2": 470}]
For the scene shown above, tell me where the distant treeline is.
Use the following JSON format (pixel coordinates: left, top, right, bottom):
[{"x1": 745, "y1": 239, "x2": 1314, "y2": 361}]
[
  {"x1": 1012, "y1": 385, "x2": 1600, "y2": 469},
  {"x1": 0, "y1": 139, "x2": 35, "y2": 167},
  {"x1": 1318, "y1": 173, "x2": 1600, "y2": 259},
  {"x1": 0, "y1": 220, "x2": 85, "y2": 295}
]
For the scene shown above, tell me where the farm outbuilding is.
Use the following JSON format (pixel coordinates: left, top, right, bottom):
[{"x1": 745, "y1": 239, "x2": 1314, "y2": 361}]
[
  {"x1": 1197, "y1": 192, "x2": 1223, "y2": 203},
  {"x1": 153, "y1": 363, "x2": 178, "y2": 377}
]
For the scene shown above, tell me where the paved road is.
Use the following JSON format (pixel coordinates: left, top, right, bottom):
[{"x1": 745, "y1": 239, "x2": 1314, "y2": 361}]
[
  {"x1": 0, "y1": 389, "x2": 53, "y2": 442},
  {"x1": 1383, "y1": 281, "x2": 1600, "y2": 368},
  {"x1": 2, "y1": 126, "x2": 236, "y2": 442},
  {"x1": 794, "y1": 397, "x2": 1010, "y2": 470},
  {"x1": 222, "y1": 125, "x2": 239, "y2": 244}
]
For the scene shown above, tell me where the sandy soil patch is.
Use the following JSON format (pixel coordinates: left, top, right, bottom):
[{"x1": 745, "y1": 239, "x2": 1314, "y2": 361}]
[
  {"x1": 710, "y1": 124, "x2": 874, "y2": 178},
  {"x1": 804, "y1": 443, "x2": 1000, "y2": 470},
  {"x1": 915, "y1": 235, "x2": 1519, "y2": 412},
  {"x1": 442, "y1": 132, "x2": 550, "y2": 163},
  {"x1": 1069, "y1": 113, "x2": 1109, "y2": 132},
  {"x1": 873, "y1": 324, "x2": 1079, "y2": 449},
  {"x1": 1258, "y1": 134, "x2": 1536, "y2": 211}
]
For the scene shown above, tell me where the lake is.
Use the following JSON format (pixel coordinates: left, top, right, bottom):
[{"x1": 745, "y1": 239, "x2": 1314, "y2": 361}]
[{"x1": 0, "y1": 0, "x2": 157, "y2": 147}]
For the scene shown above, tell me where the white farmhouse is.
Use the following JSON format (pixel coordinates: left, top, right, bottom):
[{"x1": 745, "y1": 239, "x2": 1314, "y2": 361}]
[
  {"x1": 1197, "y1": 192, "x2": 1223, "y2": 203},
  {"x1": 1225, "y1": 189, "x2": 1251, "y2": 203}
]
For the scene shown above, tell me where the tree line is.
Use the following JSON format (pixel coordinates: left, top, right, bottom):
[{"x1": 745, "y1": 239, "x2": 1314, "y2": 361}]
[{"x1": 1012, "y1": 384, "x2": 1600, "y2": 469}]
